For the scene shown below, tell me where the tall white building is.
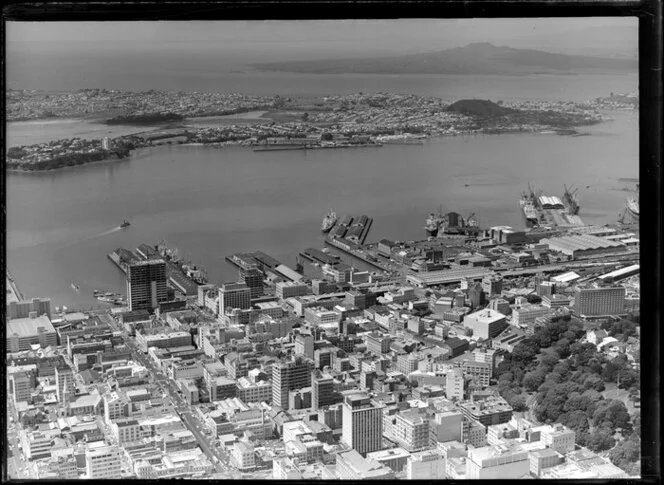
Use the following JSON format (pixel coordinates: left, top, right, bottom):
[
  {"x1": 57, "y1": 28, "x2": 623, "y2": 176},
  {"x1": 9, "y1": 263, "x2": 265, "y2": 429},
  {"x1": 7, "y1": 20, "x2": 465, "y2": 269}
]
[
  {"x1": 85, "y1": 445, "x2": 123, "y2": 479},
  {"x1": 342, "y1": 394, "x2": 384, "y2": 456},
  {"x1": 295, "y1": 333, "x2": 314, "y2": 359}
]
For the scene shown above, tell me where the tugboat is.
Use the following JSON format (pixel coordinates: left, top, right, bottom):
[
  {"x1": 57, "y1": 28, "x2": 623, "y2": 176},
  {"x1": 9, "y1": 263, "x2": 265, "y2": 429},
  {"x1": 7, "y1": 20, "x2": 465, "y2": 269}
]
[
  {"x1": 120, "y1": 219, "x2": 131, "y2": 228},
  {"x1": 321, "y1": 210, "x2": 338, "y2": 233}
]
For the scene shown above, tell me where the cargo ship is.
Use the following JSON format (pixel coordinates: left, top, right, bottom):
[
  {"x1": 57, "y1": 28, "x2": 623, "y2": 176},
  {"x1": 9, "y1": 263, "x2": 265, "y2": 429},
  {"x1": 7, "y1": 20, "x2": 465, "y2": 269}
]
[
  {"x1": 321, "y1": 210, "x2": 338, "y2": 233},
  {"x1": 520, "y1": 185, "x2": 540, "y2": 227},
  {"x1": 562, "y1": 185, "x2": 580, "y2": 215},
  {"x1": 626, "y1": 197, "x2": 639, "y2": 221},
  {"x1": 425, "y1": 212, "x2": 440, "y2": 237}
]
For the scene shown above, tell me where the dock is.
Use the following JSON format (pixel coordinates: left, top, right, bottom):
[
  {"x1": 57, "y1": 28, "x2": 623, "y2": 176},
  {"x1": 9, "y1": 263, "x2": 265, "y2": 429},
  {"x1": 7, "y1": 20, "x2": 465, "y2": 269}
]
[
  {"x1": 253, "y1": 143, "x2": 382, "y2": 152},
  {"x1": 324, "y1": 237, "x2": 390, "y2": 273},
  {"x1": 108, "y1": 244, "x2": 200, "y2": 296},
  {"x1": 225, "y1": 251, "x2": 282, "y2": 272},
  {"x1": 6, "y1": 271, "x2": 24, "y2": 303}
]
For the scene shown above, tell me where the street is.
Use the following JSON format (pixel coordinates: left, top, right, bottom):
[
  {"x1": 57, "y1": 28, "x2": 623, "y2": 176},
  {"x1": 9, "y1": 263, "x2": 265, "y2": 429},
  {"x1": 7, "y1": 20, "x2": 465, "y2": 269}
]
[{"x1": 110, "y1": 313, "x2": 226, "y2": 474}]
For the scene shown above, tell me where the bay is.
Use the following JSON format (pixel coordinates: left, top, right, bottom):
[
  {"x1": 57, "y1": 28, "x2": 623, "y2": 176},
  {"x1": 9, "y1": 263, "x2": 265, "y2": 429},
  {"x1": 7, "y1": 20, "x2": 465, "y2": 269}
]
[{"x1": 6, "y1": 108, "x2": 637, "y2": 310}]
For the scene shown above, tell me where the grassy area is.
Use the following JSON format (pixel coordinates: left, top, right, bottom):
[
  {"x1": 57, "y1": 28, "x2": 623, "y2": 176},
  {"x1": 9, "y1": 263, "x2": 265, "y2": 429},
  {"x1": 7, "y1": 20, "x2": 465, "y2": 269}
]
[{"x1": 602, "y1": 384, "x2": 638, "y2": 414}]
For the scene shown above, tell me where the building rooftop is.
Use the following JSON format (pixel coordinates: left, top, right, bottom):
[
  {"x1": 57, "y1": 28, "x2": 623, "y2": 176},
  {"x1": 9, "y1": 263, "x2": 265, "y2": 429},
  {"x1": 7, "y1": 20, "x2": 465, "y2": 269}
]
[
  {"x1": 366, "y1": 447, "x2": 411, "y2": 461},
  {"x1": 465, "y1": 309, "x2": 506, "y2": 323},
  {"x1": 7, "y1": 315, "x2": 55, "y2": 338},
  {"x1": 129, "y1": 258, "x2": 166, "y2": 267}
]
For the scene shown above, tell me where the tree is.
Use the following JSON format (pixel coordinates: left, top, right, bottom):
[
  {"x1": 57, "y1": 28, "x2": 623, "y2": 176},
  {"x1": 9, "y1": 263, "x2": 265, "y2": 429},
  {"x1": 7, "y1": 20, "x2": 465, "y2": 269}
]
[
  {"x1": 617, "y1": 368, "x2": 639, "y2": 390},
  {"x1": 509, "y1": 394, "x2": 528, "y2": 412},
  {"x1": 523, "y1": 370, "x2": 546, "y2": 392},
  {"x1": 320, "y1": 132, "x2": 333, "y2": 141},
  {"x1": 553, "y1": 337, "x2": 572, "y2": 358},
  {"x1": 587, "y1": 426, "x2": 616, "y2": 452},
  {"x1": 540, "y1": 351, "x2": 561, "y2": 371},
  {"x1": 583, "y1": 374, "x2": 606, "y2": 392},
  {"x1": 559, "y1": 409, "x2": 590, "y2": 434},
  {"x1": 592, "y1": 399, "x2": 632, "y2": 433},
  {"x1": 609, "y1": 432, "x2": 640, "y2": 472}
]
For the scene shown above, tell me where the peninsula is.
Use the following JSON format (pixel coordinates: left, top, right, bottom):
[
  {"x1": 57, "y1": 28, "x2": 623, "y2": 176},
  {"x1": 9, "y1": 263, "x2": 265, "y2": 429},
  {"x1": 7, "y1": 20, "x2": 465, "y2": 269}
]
[{"x1": 7, "y1": 89, "x2": 629, "y2": 172}]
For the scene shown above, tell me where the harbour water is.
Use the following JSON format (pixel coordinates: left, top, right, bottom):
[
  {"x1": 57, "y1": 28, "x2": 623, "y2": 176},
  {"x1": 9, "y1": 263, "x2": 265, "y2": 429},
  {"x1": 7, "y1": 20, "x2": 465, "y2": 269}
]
[{"x1": 6, "y1": 106, "x2": 637, "y2": 309}]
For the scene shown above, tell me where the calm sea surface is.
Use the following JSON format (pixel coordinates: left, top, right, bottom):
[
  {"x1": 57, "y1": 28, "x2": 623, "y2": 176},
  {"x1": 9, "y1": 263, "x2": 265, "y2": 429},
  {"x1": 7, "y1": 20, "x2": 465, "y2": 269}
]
[{"x1": 6, "y1": 102, "x2": 638, "y2": 309}]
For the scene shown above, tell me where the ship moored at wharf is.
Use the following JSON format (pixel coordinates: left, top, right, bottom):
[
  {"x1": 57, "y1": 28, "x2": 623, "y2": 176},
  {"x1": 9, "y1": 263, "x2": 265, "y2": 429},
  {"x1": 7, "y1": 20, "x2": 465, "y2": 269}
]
[
  {"x1": 626, "y1": 197, "x2": 639, "y2": 221},
  {"x1": 424, "y1": 209, "x2": 482, "y2": 237},
  {"x1": 326, "y1": 214, "x2": 373, "y2": 245},
  {"x1": 321, "y1": 210, "x2": 338, "y2": 233},
  {"x1": 563, "y1": 185, "x2": 580, "y2": 215},
  {"x1": 520, "y1": 183, "x2": 585, "y2": 229}
]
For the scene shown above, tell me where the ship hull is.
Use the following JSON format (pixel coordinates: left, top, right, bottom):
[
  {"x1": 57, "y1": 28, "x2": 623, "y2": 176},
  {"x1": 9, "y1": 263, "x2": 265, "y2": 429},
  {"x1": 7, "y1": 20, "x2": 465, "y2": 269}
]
[{"x1": 626, "y1": 207, "x2": 639, "y2": 221}]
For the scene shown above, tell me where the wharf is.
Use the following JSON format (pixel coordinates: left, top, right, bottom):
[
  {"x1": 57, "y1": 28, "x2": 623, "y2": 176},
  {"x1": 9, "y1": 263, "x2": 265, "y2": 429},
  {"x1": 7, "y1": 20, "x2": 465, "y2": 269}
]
[
  {"x1": 6, "y1": 271, "x2": 24, "y2": 303},
  {"x1": 324, "y1": 237, "x2": 389, "y2": 273},
  {"x1": 253, "y1": 143, "x2": 382, "y2": 152},
  {"x1": 225, "y1": 251, "x2": 282, "y2": 272},
  {"x1": 108, "y1": 244, "x2": 200, "y2": 296},
  {"x1": 107, "y1": 248, "x2": 140, "y2": 274}
]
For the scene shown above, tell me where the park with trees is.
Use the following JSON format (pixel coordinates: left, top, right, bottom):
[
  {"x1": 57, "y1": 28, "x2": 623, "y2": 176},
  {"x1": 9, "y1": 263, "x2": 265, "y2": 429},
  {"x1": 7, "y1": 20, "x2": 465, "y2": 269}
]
[{"x1": 493, "y1": 314, "x2": 640, "y2": 473}]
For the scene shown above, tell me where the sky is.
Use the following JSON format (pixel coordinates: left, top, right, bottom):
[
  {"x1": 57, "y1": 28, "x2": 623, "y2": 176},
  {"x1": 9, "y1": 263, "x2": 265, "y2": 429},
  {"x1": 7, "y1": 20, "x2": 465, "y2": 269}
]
[{"x1": 7, "y1": 18, "x2": 638, "y2": 61}]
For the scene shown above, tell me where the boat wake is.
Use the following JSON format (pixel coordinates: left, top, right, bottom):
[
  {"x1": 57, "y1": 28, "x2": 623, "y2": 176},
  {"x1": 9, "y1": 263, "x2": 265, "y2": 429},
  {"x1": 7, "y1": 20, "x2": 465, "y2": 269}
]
[{"x1": 92, "y1": 226, "x2": 122, "y2": 239}]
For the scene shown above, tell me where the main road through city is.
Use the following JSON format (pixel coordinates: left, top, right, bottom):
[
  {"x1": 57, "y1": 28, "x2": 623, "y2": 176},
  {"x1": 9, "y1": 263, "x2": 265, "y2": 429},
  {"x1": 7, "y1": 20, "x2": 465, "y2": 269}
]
[{"x1": 99, "y1": 312, "x2": 229, "y2": 475}]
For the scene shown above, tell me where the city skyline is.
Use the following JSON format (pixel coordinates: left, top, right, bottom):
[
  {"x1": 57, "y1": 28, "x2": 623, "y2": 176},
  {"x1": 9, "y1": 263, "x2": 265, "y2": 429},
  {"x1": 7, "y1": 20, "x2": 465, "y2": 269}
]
[{"x1": 5, "y1": 15, "x2": 649, "y2": 482}]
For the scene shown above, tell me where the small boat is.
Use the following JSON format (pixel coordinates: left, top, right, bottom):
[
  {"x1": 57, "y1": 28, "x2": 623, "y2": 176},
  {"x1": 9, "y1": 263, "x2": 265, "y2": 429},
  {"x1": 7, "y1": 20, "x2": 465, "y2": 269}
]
[
  {"x1": 120, "y1": 219, "x2": 131, "y2": 228},
  {"x1": 71, "y1": 283, "x2": 80, "y2": 292}
]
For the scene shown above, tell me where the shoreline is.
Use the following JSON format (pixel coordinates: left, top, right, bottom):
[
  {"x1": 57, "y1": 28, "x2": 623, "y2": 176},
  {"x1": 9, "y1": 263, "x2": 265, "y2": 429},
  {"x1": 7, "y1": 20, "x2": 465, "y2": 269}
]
[
  {"x1": 7, "y1": 124, "x2": 597, "y2": 174},
  {"x1": 7, "y1": 155, "x2": 132, "y2": 174}
]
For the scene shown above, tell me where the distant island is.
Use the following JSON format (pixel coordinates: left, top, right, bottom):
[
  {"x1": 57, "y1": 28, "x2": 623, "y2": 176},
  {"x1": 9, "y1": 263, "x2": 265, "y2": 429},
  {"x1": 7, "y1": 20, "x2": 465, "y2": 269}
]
[
  {"x1": 252, "y1": 42, "x2": 638, "y2": 75},
  {"x1": 105, "y1": 112, "x2": 184, "y2": 125}
]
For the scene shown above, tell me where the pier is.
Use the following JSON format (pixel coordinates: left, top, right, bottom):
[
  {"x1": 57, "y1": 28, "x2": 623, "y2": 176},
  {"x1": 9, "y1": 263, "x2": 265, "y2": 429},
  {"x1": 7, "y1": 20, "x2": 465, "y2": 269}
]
[{"x1": 6, "y1": 271, "x2": 24, "y2": 303}]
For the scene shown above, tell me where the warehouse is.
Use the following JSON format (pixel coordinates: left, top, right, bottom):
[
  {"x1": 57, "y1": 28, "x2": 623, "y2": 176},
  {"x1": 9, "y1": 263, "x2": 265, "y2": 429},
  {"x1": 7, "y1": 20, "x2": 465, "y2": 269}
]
[{"x1": 540, "y1": 234, "x2": 625, "y2": 258}]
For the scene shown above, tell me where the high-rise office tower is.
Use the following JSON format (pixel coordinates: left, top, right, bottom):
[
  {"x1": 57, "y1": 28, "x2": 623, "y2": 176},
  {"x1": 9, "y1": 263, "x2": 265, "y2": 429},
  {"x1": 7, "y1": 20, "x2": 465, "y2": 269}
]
[
  {"x1": 218, "y1": 282, "x2": 252, "y2": 315},
  {"x1": 55, "y1": 365, "x2": 76, "y2": 403},
  {"x1": 342, "y1": 394, "x2": 384, "y2": 456},
  {"x1": 311, "y1": 370, "x2": 340, "y2": 410},
  {"x1": 126, "y1": 259, "x2": 168, "y2": 312},
  {"x1": 239, "y1": 266, "x2": 264, "y2": 299},
  {"x1": 272, "y1": 358, "x2": 312, "y2": 410},
  {"x1": 295, "y1": 333, "x2": 314, "y2": 359}
]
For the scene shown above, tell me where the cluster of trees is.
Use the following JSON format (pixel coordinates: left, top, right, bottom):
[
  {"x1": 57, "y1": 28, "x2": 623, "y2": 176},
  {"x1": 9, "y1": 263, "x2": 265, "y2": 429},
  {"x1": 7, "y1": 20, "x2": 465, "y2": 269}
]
[
  {"x1": 609, "y1": 413, "x2": 641, "y2": 476},
  {"x1": 495, "y1": 316, "x2": 583, "y2": 412},
  {"x1": 7, "y1": 146, "x2": 131, "y2": 172},
  {"x1": 105, "y1": 112, "x2": 184, "y2": 125},
  {"x1": 600, "y1": 318, "x2": 639, "y2": 342},
  {"x1": 495, "y1": 316, "x2": 638, "y2": 454}
]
